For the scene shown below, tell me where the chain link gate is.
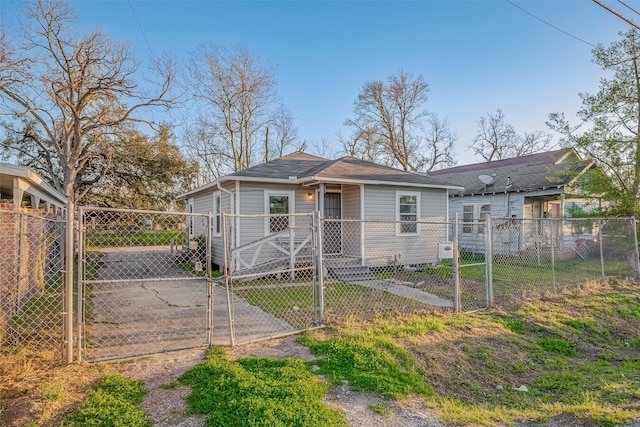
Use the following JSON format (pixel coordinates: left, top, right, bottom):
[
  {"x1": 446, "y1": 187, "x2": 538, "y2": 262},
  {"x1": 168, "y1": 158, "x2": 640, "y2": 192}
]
[
  {"x1": 78, "y1": 207, "x2": 213, "y2": 361},
  {"x1": 223, "y1": 212, "x2": 321, "y2": 345}
]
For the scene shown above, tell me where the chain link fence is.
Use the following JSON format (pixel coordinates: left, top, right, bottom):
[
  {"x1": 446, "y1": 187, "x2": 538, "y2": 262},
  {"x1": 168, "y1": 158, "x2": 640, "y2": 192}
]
[
  {"x1": 78, "y1": 207, "x2": 213, "y2": 361},
  {"x1": 0, "y1": 209, "x2": 66, "y2": 356},
  {"x1": 3, "y1": 205, "x2": 639, "y2": 363},
  {"x1": 321, "y1": 218, "x2": 458, "y2": 322},
  {"x1": 223, "y1": 212, "x2": 319, "y2": 346},
  {"x1": 485, "y1": 217, "x2": 639, "y2": 305}
]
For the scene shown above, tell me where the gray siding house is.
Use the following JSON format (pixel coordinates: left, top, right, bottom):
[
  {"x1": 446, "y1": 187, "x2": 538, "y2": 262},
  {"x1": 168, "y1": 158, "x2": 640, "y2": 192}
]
[
  {"x1": 429, "y1": 149, "x2": 597, "y2": 255},
  {"x1": 179, "y1": 152, "x2": 462, "y2": 271}
]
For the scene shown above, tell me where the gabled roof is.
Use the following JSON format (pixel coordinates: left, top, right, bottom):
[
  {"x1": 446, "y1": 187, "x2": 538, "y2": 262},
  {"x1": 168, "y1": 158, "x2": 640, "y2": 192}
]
[
  {"x1": 428, "y1": 148, "x2": 594, "y2": 196},
  {"x1": 179, "y1": 152, "x2": 462, "y2": 198}
]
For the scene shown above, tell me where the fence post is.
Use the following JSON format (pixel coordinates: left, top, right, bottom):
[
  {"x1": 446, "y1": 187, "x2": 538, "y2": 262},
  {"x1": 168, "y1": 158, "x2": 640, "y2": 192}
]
[
  {"x1": 316, "y1": 210, "x2": 325, "y2": 325},
  {"x1": 485, "y1": 216, "x2": 493, "y2": 307},
  {"x1": 65, "y1": 201, "x2": 74, "y2": 364},
  {"x1": 207, "y1": 213, "x2": 213, "y2": 347},
  {"x1": 222, "y1": 213, "x2": 235, "y2": 346},
  {"x1": 551, "y1": 220, "x2": 556, "y2": 294},
  {"x1": 76, "y1": 207, "x2": 84, "y2": 362},
  {"x1": 632, "y1": 216, "x2": 640, "y2": 277},
  {"x1": 453, "y1": 213, "x2": 460, "y2": 313},
  {"x1": 598, "y1": 218, "x2": 605, "y2": 284}
]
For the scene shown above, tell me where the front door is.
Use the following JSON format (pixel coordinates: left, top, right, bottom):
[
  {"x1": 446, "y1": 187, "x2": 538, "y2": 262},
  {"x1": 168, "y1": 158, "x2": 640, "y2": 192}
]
[{"x1": 323, "y1": 192, "x2": 342, "y2": 254}]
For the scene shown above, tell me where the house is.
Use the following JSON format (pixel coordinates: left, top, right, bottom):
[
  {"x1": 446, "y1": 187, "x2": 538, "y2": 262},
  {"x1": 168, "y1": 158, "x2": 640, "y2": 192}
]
[
  {"x1": 428, "y1": 148, "x2": 598, "y2": 255},
  {"x1": 179, "y1": 152, "x2": 462, "y2": 272},
  {"x1": 0, "y1": 164, "x2": 67, "y2": 321},
  {"x1": 0, "y1": 163, "x2": 68, "y2": 216}
]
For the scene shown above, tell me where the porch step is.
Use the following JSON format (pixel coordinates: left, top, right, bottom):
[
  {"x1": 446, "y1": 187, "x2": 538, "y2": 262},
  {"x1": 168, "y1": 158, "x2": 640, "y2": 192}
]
[{"x1": 328, "y1": 265, "x2": 377, "y2": 282}]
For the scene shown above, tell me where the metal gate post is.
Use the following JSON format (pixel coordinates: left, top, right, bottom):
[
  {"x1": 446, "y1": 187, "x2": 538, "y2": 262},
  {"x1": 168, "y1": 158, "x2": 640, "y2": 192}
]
[
  {"x1": 64, "y1": 201, "x2": 75, "y2": 364},
  {"x1": 76, "y1": 207, "x2": 84, "y2": 362},
  {"x1": 598, "y1": 218, "x2": 605, "y2": 283},
  {"x1": 316, "y1": 210, "x2": 325, "y2": 325},
  {"x1": 222, "y1": 213, "x2": 235, "y2": 346},
  {"x1": 632, "y1": 216, "x2": 640, "y2": 277},
  {"x1": 206, "y1": 213, "x2": 214, "y2": 346},
  {"x1": 485, "y1": 216, "x2": 493, "y2": 307},
  {"x1": 453, "y1": 213, "x2": 460, "y2": 313},
  {"x1": 551, "y1": 221, "x2": 556, "y2": 294}
]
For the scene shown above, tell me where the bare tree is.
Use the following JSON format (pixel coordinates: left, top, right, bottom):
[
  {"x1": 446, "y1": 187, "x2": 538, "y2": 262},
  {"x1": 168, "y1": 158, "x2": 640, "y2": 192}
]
[
  {"x1": 343, "y1": 71, "x2": 456, "y2": 172},
  {"x1": 471, "y1": 109, "x2": 553, "y2": 161},
  {"x1": 186, "y1": 45, "x2": 297, "y2": 180},
  {"x1": 0, "y1": 0, "x2": 176, "y2": 206}
]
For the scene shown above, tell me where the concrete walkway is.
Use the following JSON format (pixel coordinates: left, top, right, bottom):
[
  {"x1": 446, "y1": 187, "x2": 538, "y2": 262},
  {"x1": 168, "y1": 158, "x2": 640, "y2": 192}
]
[{"x1": 352, "y1": 279, "x2": 453, "y2": 308}]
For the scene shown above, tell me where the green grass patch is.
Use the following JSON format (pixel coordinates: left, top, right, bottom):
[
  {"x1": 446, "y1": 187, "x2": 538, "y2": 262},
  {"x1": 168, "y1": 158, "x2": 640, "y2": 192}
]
[
  {"x1": 298, "y1": 333, "x2": 434, "y2": 399},
  {"x1": 369, "y1": 403, "x2": 389, "y2": 415},
  {"x1": 179, "y1": 347, "x2": 346, "y2": 426},
  {"x1": 59, "y1": 374, "x2": 149, "y2": 427},
  {"x1": 537, "y1": 337, "x2": 577, "y2": 356}
]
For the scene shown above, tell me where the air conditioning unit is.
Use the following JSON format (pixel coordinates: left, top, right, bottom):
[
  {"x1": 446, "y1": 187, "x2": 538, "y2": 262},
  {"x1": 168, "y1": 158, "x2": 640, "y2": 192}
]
[{"x1": 438, "y1": 241, "x2": 453, "y2": 259}]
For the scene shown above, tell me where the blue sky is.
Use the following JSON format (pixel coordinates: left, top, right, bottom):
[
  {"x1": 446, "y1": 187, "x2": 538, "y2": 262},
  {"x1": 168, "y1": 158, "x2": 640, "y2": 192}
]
[{"x1": 0, "y1": 0, "x2": 635, "y2": 165}]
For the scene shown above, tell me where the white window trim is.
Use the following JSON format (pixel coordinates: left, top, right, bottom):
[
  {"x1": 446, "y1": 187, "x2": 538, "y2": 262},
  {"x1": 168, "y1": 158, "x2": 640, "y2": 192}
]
[
  {"x1": 264, "y1": 190, "x2": 295, "y2": 235},
  {"x1": 396, "y1": 190, "x2": 420, "y2": 236},
  {"x1": 213, "y1": 191, "x2": 221, "y2": 237},
  {"x1": 462, "y1": 203, "x2": 491, "y2": 234}
]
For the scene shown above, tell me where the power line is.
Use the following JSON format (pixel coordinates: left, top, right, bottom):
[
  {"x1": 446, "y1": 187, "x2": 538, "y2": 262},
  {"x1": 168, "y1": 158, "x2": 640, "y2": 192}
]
[
  {"x1": 593, "y1": 0, "x2": 640, "y2": 30},
  {"x1": 505, "y1": 0, "x2": 597, "y2": 48},
  {"x1": 617, "y1": 0, "x2": 640, "y2": 18},
  {"x1": 127, "y1": 0, "x2": 155, "y2": 58}
]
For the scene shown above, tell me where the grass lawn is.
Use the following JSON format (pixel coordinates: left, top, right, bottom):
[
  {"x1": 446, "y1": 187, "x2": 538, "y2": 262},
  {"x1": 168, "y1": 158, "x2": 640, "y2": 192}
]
[{"x1": 3, "y1": 278, "x2": 640, "y2": 426}]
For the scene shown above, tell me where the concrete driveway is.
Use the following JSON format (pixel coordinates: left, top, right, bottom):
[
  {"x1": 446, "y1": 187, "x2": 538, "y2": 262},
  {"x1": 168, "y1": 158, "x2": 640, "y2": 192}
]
[{"x1": 85, "y1": 246, "x2": 296, "y2": 360}]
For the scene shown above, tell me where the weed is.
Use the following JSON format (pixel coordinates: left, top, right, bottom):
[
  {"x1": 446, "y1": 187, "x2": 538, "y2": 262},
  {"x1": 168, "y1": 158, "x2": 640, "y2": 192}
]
[
  {"x1": 537, "y1": 337, "x2": 577, "y2": 356},
  {"x1": 59, "y1": 374, "x2": 149, "y2": 426},
  {"x1": 502, "y1": 318, "x2": 526, "y2": 334},
  {"x1": 159, "y1": 382, "x2": 178, "y2": 390},
  {"x1": 39, "y1": 381, "x2": 65, "y2": 402},
  {"x1": 369, "y1": 403, "x2": 389, "y2": 415},
  {"x1": 299, "y1": 333, "x2": 434, "y2": 399},
  {"x1": 179, "y1": 347, "x2": 347, "y2": 426}
]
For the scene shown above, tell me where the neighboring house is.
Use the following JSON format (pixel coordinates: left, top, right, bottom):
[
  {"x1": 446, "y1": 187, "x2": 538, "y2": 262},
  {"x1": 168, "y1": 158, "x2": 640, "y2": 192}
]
[
  {"x1": 0, "y1": 164, "x2": 67, "y2": 321},
  {"x1": 429, "y1": 148, "x2": 598, "y2": 256},
  {"x1": 0, "y1": 163, "x2": 67, "y2": 216},
  {"x1": 179, "y1": 152, "x2": 462, "y2": 272}
]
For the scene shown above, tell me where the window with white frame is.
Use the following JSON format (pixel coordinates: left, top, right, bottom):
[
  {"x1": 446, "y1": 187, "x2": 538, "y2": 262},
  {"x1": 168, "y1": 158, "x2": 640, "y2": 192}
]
[
  {"x1": 396, "y1": 191, "x2": 420, "y2": 235},
  {"x1": 188, "y1": 199, "x2": 194, "y2": 238},
  {"x1": 213, "y1": 192, "x2": 221, "y2": 236},
  {"x1": 462, "y1": 203, "x2": 491, "y2": 234},
  {"x1": 265, "y1": 191, "x2": 294, "y2": 234}
]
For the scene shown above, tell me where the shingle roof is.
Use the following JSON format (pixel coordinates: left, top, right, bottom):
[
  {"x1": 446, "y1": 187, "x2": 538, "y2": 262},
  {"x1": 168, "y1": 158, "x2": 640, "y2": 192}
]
[
  {"x1": 428, "y1": 149, "x2": 593, "y2": 196},
  {"x1": 179, "y1": 152, "x2": 462, "y2": 198},
  {"x1": 227, "y1": 152, "x2": 460, "y2": 189}
]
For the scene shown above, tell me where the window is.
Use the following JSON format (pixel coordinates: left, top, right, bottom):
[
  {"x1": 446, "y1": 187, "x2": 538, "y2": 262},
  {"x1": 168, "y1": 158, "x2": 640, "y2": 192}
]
[
  {"x1": 396, "y1": 191, "x2": 420, "y2": 235},
  {"x1": 188, "y1": 199, "x2": 194, "y2": 238},
  {"x1": 213, "y1": 192, "x2": 221, "y2": 236},
  {"x1": 265, "y1": 191, "x2": 294, "y2": 234},
  {"x1": 462, "y1": 203, "x2": 491, "y2": 234},
  {"x1": 463, "y1": 205, "x2": 474, "y2": 233}
]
